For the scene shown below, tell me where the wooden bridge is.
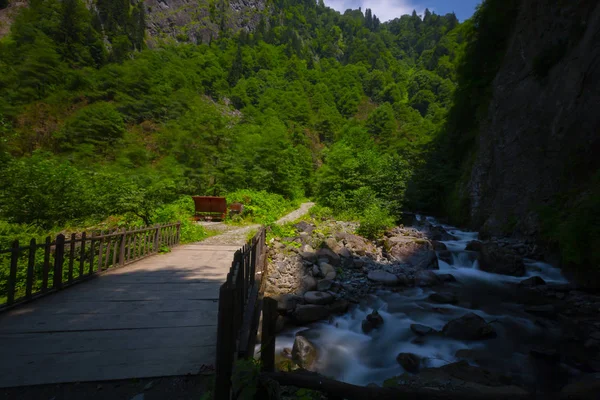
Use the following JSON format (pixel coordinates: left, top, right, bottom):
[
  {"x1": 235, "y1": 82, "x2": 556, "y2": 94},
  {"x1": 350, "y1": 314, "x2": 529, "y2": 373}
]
[{"x1": 0, "y1": 226, "x2": 248, "y2": 388}]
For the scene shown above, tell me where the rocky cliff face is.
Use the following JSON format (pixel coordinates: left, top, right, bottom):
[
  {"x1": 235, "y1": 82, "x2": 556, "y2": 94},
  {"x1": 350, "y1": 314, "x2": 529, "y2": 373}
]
[
  {"x1": 468, "y1": 0, "x2": 600, "y2": 238},
  {"x1": 144, "y1": 0, "x2": 267, "y2": 46}
]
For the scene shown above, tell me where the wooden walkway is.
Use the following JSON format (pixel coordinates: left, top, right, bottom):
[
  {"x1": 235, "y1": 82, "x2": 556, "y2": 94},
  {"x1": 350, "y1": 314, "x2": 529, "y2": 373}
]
[{"x1": 0, "y1": 242, "x2": 239, "y2": 388}]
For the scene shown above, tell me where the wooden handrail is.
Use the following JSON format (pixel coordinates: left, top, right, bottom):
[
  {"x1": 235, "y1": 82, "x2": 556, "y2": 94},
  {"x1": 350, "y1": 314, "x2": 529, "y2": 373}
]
[{"x1": 0, "y1": 221, "x2": 182, "y2": 312}]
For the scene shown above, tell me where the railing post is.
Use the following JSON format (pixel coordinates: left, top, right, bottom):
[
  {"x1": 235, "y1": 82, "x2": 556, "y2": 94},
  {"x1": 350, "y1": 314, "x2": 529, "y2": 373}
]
[
  {"x1": 68, "y1": 233, "x2": 76, "y2": 283},
  {"x1": 153, "y1": 224, "x2": 161, "y2": 253},
  {"x1": 26, "y1": 238, "x2": 36, "y2": 298},
  {"x1": 7, "y1": 240, "x2": 19, "y2": 305},
  {"x1": 176, "y1": 221, "x2": 181, "y2": 245},
  {"x1": 53, "y1": 234, "x2": 65, "y2": 290},
  {"x1": 42, "y1": 236, "x2": 51, "y2": 291},
  {"x1": 119, "y1": 228, "x2": 127, "y2": 266},
  {"x1": 261, "y1": 297, "x2": 278, "y2": 373},
  {"x1": 214, "y1": 284, "x2": 235, "y2": 400},
  {"x1": 79, "y1": 232, "x2": 86, "y2": 278}
]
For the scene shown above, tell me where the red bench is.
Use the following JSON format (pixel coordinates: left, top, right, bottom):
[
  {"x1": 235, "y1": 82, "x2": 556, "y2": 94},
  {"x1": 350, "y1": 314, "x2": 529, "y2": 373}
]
[{"x1": 192, "y1": 196, "x2": 227, "y2": 221}]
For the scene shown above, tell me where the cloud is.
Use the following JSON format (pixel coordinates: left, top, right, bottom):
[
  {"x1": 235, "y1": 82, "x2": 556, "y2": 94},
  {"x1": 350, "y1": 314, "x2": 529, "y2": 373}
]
[{"x1": 324, "y1": 0, "x2": 424, "y2": 21}]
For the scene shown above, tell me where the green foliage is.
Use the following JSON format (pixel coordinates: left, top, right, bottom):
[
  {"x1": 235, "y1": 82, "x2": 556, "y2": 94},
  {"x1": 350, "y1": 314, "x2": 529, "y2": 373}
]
[
  {"x1": 356, "y1": 204, "x2": 395, "y2": 239},
  {"x1": 539, "y1": 172, "x2": 600, "y2": 287},
  {"x1": 226, "y1": 190, "x2": 299, "y2": 225},
  {"x1": 152, "y1": 197, "x2": 208, "y2": 244},
  {"x1": 60, "y1": 102, "x2": 125, "y2": 147}
]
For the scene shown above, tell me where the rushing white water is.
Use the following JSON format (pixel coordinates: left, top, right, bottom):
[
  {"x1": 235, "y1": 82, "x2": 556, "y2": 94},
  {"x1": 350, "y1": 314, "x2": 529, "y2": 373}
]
[{"x1": 275, "y1": 218, "x2": 569, "y2": 387}]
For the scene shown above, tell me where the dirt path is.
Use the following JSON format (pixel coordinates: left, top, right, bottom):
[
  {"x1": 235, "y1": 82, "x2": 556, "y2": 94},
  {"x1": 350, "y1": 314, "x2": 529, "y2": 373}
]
[{"x1": 198, "y1": 202, "x2": 315, "y2": 247}]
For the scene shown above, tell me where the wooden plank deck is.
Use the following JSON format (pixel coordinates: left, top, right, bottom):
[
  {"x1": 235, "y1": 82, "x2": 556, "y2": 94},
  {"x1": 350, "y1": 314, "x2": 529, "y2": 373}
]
[{"x1": 0, "y1": 243, "x2": 240, "y2": 388}]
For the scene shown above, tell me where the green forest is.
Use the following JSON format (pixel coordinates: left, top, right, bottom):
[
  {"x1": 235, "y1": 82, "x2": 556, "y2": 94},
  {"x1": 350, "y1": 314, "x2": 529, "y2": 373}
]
[{"x1": 0, "y1": 0, "x2": 514, "y2": 243}]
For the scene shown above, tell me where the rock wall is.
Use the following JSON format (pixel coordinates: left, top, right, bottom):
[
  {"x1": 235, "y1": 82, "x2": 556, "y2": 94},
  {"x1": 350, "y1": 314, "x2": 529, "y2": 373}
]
[
  {"x1": 144, "y1": 0, "x2": 267, "y2": 46},
  {"x1": 468, "y1": 0, "x2": 600, "y2": 236}
]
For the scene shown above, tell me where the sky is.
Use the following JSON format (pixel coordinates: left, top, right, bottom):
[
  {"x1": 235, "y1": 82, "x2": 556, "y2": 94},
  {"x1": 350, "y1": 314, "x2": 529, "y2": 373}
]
[{"x1": 324, "y1": 0, "x2": 482, "y2": 22}]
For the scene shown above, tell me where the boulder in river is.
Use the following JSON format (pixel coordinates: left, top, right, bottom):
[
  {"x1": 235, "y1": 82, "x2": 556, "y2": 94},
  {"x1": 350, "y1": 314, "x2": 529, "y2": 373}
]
[
  {"x1": 300, "y1": 251, "x2": 318, "y2": 264},
  {"x1": 319, "y1": 262, "x2": 336, "y2": 279},
  {"x1": 442, "y1": 313, "x2": 497, "y2": 340},
  {"x1": 466, "y1": 240, "x2": 483, "y2": 251},
  {"x1": 294, "y1": 304, "x2": 330, "y2": 324},
  {"x1": 432, "y1": 240, "x2": 447, "y2": 251},
  {"x1": 362, "y1": 310, "x2": 384, "y2": 333},
  {"x1": 519, "y1": 276, "x2": 546, "y2": 287},
  {"x1": 438, "y1": 274, "x2": 457, "y2": 283},
  {"x1": 304, "y1": 291, "x2": 334, "y2": 305},
  {"x1": 411, "y1": 324, "x2": 438, "y2": 336},
  {"x1": 478, "y1": 243, "x2": 525, "y2": 276},
  {"x1": 301, "y1": 275, "x2": 317, "y2": 292},
  {"x1": 367, "y1": 270, "x2": 400, "y2": 286},
  {"x1": 292, "y1": 333, "x2": 319, "y2": 371},
  {"x1": 414, "y1": 270, "x2": 440, "y2": 287},
  {"x1": 525, "y1": 304, "x2": 555, "y2": 318},
  {"x1": 276, "y1": 294, "x2": 303, "y2": 313},
  {"x1": 316, "y1": 279, "x2": 333, "y2": 291},
  {"x1": 323, "y1": 237, "x2": 342, "y2": 254},
  {"x1": 427, "y1": 225, "x2": 457, "y2": 241},
  {"x1": 414, "y1": 250, "x2": 439, "y2": 270},
  {"x1": 396, "y1": 352, "x2": 421, "y2": 373},
  {"x1": 437, "y1": 250, "x2": 453, "y2": 264},
  {"x1": 429, "y1": 292, "x2": 458, "y2": 304}
]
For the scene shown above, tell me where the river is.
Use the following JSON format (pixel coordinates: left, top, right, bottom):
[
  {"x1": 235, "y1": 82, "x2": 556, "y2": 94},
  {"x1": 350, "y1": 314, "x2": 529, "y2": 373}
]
[{"x1": 275, "y1": 216, "x2": 571, "y2": 391}]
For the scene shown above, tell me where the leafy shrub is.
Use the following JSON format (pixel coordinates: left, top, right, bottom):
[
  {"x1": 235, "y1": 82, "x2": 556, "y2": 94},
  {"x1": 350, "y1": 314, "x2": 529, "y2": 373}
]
[
  {"x1": 152, "y1": 197, "x2": 208, "y2": 244},
  {"x1": 225, "y1": 189, "x2": 299, "y2": 225},
  {"x1": 61, "y1": 102, "x2": 125, "y2": 146},
  {"x1": 357, "y1": 204, "x2": 395, "y2": 239}
]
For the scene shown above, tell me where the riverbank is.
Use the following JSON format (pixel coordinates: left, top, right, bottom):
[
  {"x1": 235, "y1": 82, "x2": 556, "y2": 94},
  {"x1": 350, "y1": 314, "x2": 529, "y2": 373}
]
[{"x1": 264, "y1": 213, "x2": 600, "y2": 397}]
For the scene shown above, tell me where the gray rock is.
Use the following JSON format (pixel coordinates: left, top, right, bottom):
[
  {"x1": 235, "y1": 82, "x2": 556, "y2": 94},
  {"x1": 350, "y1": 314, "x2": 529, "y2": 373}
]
[
  {"x1": 466, "y1": 240, "x2": 483, "y2": 251},
  {"x1": 442, "y1": 313, "x2": 497, "y2": 340},
  {"x1": 317, "y1": 279, "x2": 333, "y2": 291},
  {"x1": 323, "y1": 238, "x2": 342, "y2": 254},
  {"x1": 414, "y1": 250, "x2": 439, "y2": 270},
  {"x1": 325, "y1": 271, "x2": 337, "y2": 280},
  {"x1": 525, "y1": 305, "x2": 555, "y2": 318},
  {"x1": 292, "y1": 334, "x2": 319, "y2": 371},
  {"x1": 396, "y1": 352, "x2": 421, "y2": 373},
  {"x1": 301, "y1": 276, "x2": 317, "y2": 292},
  {"x1": 276, "y1": 294, "x2": 303, "y2": 313},
  {"x1": 362, "y1": 310, "x2": 384, "y2": 333},
  {"x1": 276, "y1": 315, "x2": 286, "y2": 333},
  {"x1": 438, "y1": 274, "x2": 457, "y2": 283},
  {"x1": 478, "y1": 243, "x2": 525, "y2": 277},
  {"x1": 367, "y1": 270, "x2": 400, "y2": 286},
  {"x1": 304, "y1": 291, "x2": 334, "y2": 305},
  {"x1": 312, "y1": 265, "x2": 321, "y2": 277},
  {"x1": 519, "y1": 276, "x2": 546, "y2": 287},
  {"x1": 300, "y1": 252, "x2": 318, "y2": 264},
  {"x1": 411, "y1": 324, "x2": 437, "y2": 336},
  {"x1": 437, "y1": 250, "x2": 453, "y2": 264},
  {"x1": 294, "y1": 305, "x2": 330, "y2": 324},
  {"x1": 327, "y1": 299, "x2": 349, "y2": 314},
  {"x1": 432, "y1": 240, "x2": 448, "y2": 251},
  {"x1": 429, "y1": 292, "x2": 458, "y2": 304},
  {"x1": 316, "y1": 248, "x2": 341, "y2": 266},
  {"x1": 339, "y1": 247, "x2": 352, "y2": 258},
  {"x1": 319, "y1": 262, "x2": 336, "y2": 278},
  {"x1": 414, "y1": 270, "x2": 440, "y2": 287},
  {"x1": 130, "y1": 394, "x2": 144, "y2": 400},
  {"x1": 294, "y1": 221, "x2": 315, "y2": 234}
]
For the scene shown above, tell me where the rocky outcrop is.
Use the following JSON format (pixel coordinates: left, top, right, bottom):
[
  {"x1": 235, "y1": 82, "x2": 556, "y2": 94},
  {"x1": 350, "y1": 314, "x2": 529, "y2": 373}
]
[
  {"x1": 466, "y1": 0, "x2": 600, "y2": 243},
  {"x1": 477, "y1": 242, "x2": 525, "y2": 276},
  {"x1": 144, "y1": 0, "x2": 267, "y2": 46}
]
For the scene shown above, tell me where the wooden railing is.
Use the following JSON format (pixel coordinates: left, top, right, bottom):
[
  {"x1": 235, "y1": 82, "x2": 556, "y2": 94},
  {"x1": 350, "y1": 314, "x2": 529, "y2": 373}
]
[
  {"x1": 0, "y1": 222, "x2": 180, "y2": 311},
  {"x1": 214, "y1": 227, "x2": 269, "y2": 400}
]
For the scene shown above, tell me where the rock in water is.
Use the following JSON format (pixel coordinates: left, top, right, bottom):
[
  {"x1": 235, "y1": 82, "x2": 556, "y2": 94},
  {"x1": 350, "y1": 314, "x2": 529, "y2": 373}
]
[
  {"x1": 466, "y1": 240, "x2": 483, "y2": 251},
  {"x1": 525, "y1": 304, "x2": 555, "y2": 318},
  {"x1": 478, "y1": 243, "x2": 525, "y2": 276},
  {"x1": 396, "y1": 353, "x2": 421, "y2": 373},
  {"x1": 442, "y1": 313, "x2": 496, "y2": 340},
  {"x1": 367, "y1": 270, "x2": 400, "y2": 286},
  {"x1": 429, "y1": 292, "x2": 458, "y2": 304},
  {"x1": 414, "y1": 270, "x2": 440, "y2": 287},
  {"x1": 411, "y1": 324, "x2": 437, "y2": 336},
  {"x1": 362, "y1": 310, "x2": 384, "y2": 333},
  {"x1": 294, "y1": 305, "x2": 330, "y2": 324},
  {"x1": 304, "y1": 291, "x2": 334, "y2": 305},
  {"x1": 292, "y1": 334, "x2": 319, "y2": 371},
  {"x1": 519, "y1": 276, "x2": 546, "y2": 287}
]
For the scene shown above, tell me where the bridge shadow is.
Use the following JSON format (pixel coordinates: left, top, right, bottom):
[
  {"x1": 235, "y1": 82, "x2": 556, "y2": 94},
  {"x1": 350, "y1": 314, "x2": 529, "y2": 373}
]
[{"x1": 0, "y1": 247, "x2": 234, "y2": 389}]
